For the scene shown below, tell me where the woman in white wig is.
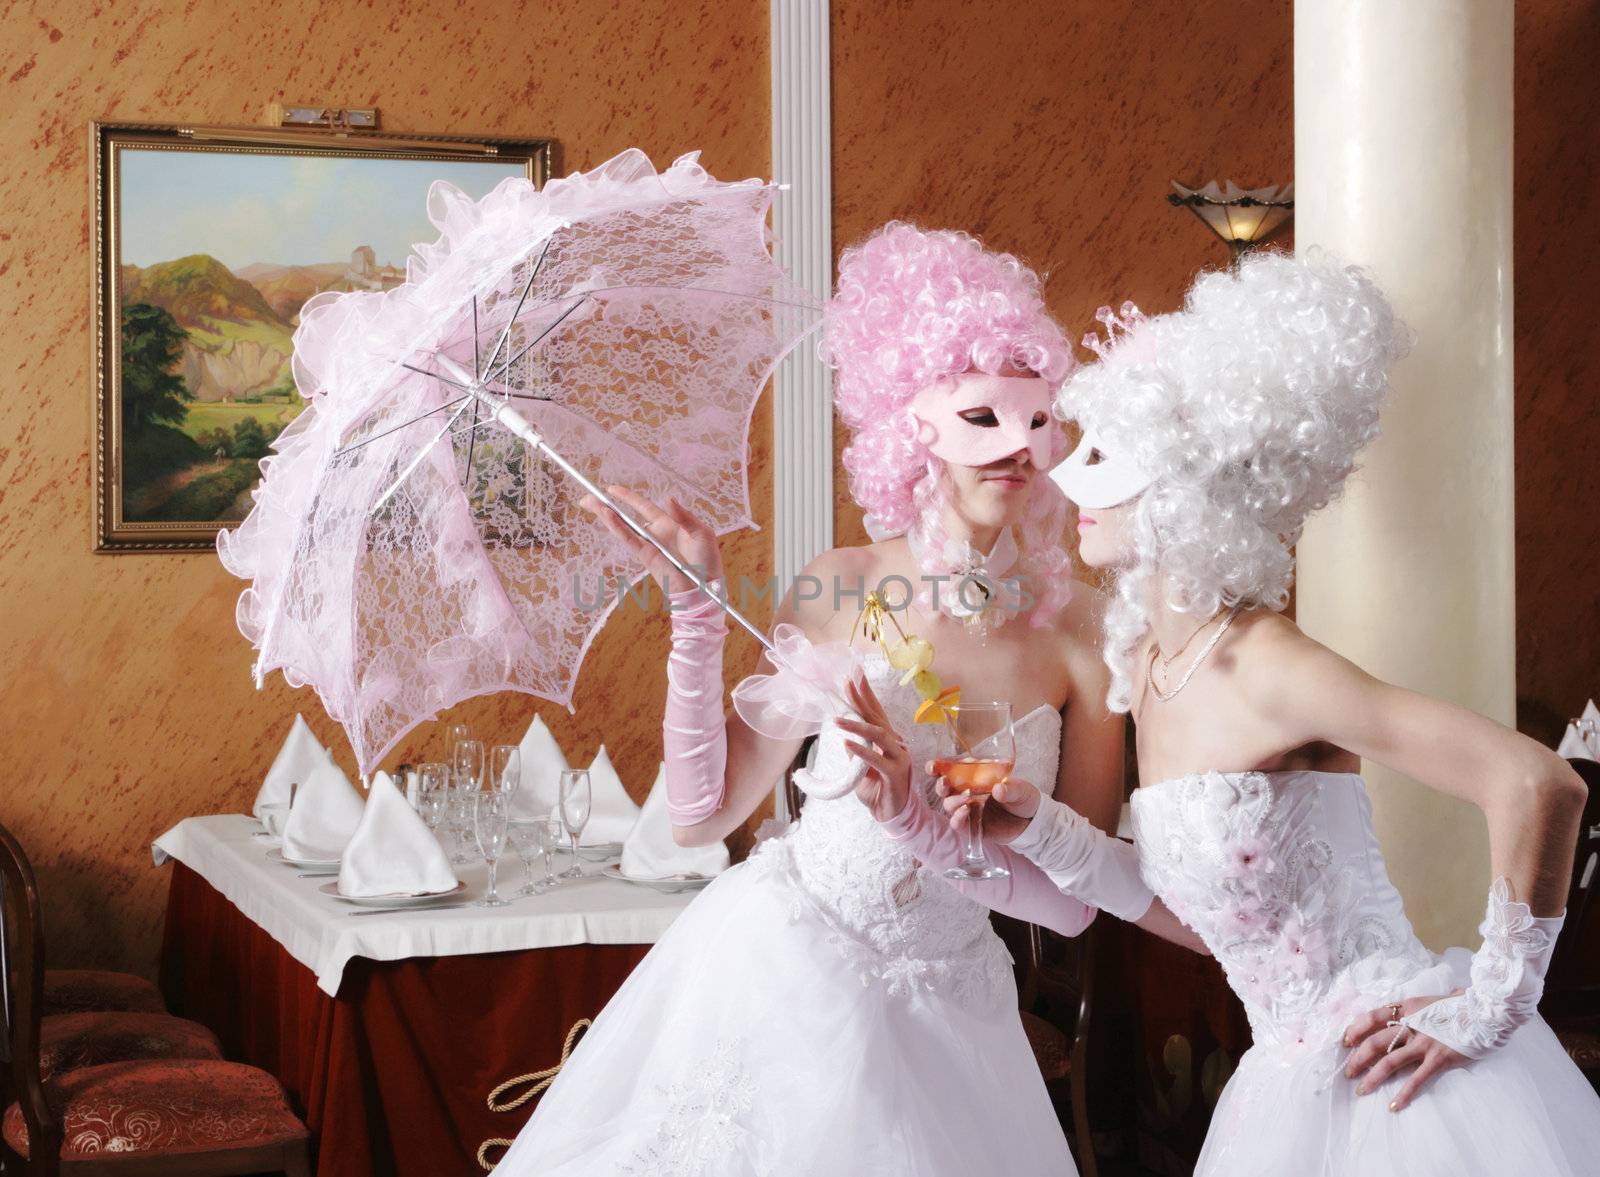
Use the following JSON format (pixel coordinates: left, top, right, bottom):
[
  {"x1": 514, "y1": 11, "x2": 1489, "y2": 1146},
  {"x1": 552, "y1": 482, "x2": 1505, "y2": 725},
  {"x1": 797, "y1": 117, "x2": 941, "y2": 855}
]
[{"x1": 948, "y1": 250, "x2": 1600, "y2": 1174}]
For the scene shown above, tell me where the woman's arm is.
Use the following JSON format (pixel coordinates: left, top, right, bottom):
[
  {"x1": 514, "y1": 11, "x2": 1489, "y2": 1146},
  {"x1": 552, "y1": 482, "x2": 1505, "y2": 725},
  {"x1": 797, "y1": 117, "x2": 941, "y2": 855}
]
[
  {"x1": 1249, "y1": 627, "x2": 1586, "y2": 916},
  {"x1": 1250, "y1": 626, "x2": 1584, "y2": 1107},
  {"x1": 580, "y1": 486, "x2": 814, "y2": 847}
]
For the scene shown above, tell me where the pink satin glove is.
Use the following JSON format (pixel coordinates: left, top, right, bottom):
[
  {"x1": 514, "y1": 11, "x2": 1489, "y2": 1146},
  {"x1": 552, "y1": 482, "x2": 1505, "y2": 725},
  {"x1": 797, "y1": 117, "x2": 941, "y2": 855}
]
[
  {"x1": 662, "y1": 579, "x2": 730, "y2": 824},
  {"x1": 879, "y1": 790, "x2": 1097, "y2": 939}
]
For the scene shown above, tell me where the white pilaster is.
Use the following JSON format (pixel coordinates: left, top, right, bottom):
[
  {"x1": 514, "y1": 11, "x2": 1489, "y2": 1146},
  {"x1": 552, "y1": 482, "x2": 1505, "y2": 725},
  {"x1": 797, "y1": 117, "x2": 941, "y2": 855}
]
[{"x1": 769, "y1": 0, "x2": 834, "y2": 601}]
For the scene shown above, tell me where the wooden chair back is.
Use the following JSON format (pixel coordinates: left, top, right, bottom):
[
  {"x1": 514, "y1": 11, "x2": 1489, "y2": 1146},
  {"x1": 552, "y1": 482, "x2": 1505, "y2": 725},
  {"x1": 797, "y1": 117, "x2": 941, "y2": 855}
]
[
  {"x1": 0, "y1": 821, "x2": 61, "y2": 1173},
  {"x1": 1549, "y1": 758, "x2": 1600, "y2": 995}
]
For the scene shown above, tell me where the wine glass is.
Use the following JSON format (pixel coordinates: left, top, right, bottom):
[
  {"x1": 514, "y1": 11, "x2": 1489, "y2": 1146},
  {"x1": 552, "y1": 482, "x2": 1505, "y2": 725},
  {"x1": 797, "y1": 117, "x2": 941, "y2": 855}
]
[
  {"x1": 508, "y1": 822, "x2": 548, "y2": 895},
  {"x1": 534, "y1": 817, "x2": 564, "y2": 890},
  {"x1": 445, "y1": 723, "x2": 471, "y2": 763},
  {"x1": 418, "y1": 763, "x2": 449, "y2": 840},
  {"x1": 557, "y1": 769, "x2": 591, "y2": 879},
  {"x1": 473, "y1": 792, "x2": 512, "y2": 907},
  {"x1": 490, "y1": 745, "x2": 521, "y2": 797},
  {"x1": 935, "y1": 701, "x2": 1015, "y2": 881}
]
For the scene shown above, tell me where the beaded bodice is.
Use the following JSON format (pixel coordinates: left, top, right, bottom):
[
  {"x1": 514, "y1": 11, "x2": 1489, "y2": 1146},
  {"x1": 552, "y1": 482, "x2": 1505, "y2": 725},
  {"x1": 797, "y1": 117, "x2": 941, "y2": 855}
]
[{"x1": 1131, "y1": 770, "x2": 1435, "y2": 1053}]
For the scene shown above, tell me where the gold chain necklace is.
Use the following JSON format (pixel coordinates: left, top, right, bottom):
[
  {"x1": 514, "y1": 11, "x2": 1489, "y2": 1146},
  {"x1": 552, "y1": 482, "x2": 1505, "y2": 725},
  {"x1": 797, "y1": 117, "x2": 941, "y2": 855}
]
[
  {"x1": 1147, "y1": 607, "x2": 1239, "y2": 702},
  {"x1": 1154, "y1": 609, "x2": 1224, "y2": 671}
]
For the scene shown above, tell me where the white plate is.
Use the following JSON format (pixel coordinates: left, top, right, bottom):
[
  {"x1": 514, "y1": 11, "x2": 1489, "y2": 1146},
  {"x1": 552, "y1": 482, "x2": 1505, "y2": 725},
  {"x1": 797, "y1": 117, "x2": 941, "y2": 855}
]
[
  {"x1": 267, "y1": 847, "x2": 340, "y2": 873},
  {"x1": 577, "y1": 842, "x2": 625, "y2": 862},
  {"x1": 601, "y1": 864, "x2": 713, "y2": 893},
  {"x1": 317, "y1": 879, "x2": 468, "y2": 908}
]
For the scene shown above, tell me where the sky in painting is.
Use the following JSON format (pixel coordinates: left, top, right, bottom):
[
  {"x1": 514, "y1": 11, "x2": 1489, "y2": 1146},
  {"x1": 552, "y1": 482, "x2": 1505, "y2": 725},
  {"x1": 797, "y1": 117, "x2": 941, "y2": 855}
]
[{"x1": 118, "y1": 149, "x2": 526, "y2": 270}]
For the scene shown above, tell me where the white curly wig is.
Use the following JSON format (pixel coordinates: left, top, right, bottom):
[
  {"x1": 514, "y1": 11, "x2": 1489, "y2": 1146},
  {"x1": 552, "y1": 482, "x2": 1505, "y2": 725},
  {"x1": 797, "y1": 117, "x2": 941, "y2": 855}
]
[{"x1": 1060, "y1": 249, "x2": 1413, "y2": 711}]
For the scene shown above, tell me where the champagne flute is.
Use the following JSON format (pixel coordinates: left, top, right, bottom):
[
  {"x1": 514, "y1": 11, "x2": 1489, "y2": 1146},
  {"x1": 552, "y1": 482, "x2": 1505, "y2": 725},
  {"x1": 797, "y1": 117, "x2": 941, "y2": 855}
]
[
  {"x1": 490, "y1": 744, "x2": 521, "y2": 797},
  {"x1": 935, "y1": 701, "x2": 1015, "y2": 881},
  {"x1": 418, "y1": 763, "x2": 449, "y2": 841},
  {"x1": 558, "y1": 768, "x2": 591, "y2": 879},
  {"x1": 473, "y1": 792, "x2": 512, "y2": 907},
  {"x1": 445, "y1": 723, "x2": 471, "y2": 781},
  {"x1": 451, "y1": 735, "x2": 486, "y2": 863}
]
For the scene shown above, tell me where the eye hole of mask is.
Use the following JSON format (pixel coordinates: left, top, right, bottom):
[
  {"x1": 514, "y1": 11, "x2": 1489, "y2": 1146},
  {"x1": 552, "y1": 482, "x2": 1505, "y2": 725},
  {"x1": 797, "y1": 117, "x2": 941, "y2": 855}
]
[
  {"x1": 1085, "y1": 447, "x2": 1106, "y2": 465},
  {"x1": 958, "y1": 408, "x2": 1000, "y2": 427},
  {"x1": 1030, "y1": 412, "x2": 1047, "y2": 429}
]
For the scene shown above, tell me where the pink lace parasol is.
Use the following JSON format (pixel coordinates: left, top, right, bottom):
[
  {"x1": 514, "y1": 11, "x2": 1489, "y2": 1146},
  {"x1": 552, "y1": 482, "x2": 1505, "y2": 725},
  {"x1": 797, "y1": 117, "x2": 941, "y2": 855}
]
[{"x1": 218, "y1": 149, "x2": 823, "y2": 774}]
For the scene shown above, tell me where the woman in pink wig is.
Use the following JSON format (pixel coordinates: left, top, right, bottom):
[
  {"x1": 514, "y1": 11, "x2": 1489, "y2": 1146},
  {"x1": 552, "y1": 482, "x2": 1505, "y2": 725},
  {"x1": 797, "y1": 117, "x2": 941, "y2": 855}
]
[{"x1": 492, "y1": 222, "x2": 1201, "y2": 1176}]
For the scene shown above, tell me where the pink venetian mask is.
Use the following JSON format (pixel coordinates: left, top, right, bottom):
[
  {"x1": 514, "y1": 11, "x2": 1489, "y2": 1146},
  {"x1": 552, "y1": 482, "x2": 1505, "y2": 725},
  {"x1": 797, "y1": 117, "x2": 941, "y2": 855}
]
[{"x1": 908, "y1": 373, "x2": 1058, "y2": 468}]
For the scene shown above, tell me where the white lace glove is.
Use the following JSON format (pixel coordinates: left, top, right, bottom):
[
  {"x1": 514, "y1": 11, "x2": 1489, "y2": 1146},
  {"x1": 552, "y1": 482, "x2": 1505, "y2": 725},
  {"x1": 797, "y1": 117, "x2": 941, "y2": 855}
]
[
  {"x1": 1008, "y1": 793, "x2": 1155, "y2": 922},
  {"x1": 1399, "y1": 876, "x2": 1565, "y2": 1058}
]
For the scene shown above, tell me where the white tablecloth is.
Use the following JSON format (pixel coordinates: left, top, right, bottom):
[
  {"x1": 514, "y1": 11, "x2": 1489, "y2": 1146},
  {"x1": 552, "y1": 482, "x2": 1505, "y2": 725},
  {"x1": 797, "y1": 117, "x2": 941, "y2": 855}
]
[{"x1": 153, "y1": 814, "x2": 695, "y2": 996}]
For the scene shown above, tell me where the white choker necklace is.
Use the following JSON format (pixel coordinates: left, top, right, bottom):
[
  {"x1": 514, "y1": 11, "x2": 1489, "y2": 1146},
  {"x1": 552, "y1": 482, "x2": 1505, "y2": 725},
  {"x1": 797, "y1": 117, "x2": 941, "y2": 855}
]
[{"x1": 905, "y1": 525, "x2": 1020, "y2": 630}]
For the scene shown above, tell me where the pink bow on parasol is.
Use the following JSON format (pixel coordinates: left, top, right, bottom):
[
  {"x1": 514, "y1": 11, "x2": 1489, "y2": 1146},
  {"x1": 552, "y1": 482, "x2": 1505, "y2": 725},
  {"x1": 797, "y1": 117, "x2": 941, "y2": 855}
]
[{"x1": 218, "y1": 149, "x2": 823, "y2": 774}]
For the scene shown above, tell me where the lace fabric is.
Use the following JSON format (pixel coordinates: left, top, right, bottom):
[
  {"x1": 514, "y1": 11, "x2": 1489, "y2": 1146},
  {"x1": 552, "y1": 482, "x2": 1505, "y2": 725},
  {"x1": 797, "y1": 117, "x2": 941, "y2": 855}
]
[
  {"x1": 749, "y1": 651, "x2": 1063, "y2": 1013},
  {"x1": 1399, "y1": 876, "x2": 1564, "y2": 1058}
]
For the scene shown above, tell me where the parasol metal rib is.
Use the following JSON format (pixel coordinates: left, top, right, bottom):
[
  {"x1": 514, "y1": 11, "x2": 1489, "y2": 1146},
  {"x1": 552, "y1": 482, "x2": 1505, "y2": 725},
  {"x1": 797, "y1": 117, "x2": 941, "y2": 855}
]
[
  {"x1": 479, "y1": 238, "x2": 552, "y2": 380},
  {"x1": 470, "y1": 387, "x2": 774, "y2": 653},
  {"x1": 482, "y1": 294, "x2": 590, "y2": 388},
  {"x1": 372, "y1": 396, "x2": 476, "y2": 512}
]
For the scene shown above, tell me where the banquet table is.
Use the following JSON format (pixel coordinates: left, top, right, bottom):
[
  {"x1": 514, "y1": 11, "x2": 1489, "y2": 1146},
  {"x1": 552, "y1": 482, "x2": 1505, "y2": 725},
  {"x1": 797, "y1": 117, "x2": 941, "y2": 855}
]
[{"x1": 153, "y1": 815, "x2": 698, "y2": 1176}]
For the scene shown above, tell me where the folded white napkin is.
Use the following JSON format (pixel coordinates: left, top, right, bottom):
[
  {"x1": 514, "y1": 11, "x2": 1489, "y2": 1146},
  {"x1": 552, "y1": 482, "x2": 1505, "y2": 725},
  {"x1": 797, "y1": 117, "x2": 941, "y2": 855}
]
[
  {"x1": 254, "y1": 714, "x2": 330, "y2": 819},
  {"x1": 580, "y1": 745, "x2": 642, "y2": 844},
  {"x1": 621, "y1": 762, "x2": 729, "y2": 880},
  {"x1": 1584, "y1": 700, "x2": 1600, "y2": 755},
  {"x1": 512, "y1": 713, "x2": 570, "y2": 819},
  {"x1": 1559, "y1": 723, "x2": 1595, "y2": 761},
  {"x1": 281, "y1": 757, "x2": 365, "y2": 862},
  {"x1": 337, "y1": 772, "x2": 458, "y2": 897}
]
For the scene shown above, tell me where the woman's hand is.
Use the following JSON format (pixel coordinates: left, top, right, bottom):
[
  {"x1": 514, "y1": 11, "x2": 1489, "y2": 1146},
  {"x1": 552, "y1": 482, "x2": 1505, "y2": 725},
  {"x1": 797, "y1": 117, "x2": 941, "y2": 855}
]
[
  {"x1": 839, "y1": 676, "x2": 914, "y2": 823},
  {"x1": 938, "y1": 772, "x2": 1042, "y2": 846},
  {"x1": 1341, "y1": 993, "x2": 1471, "y2": 1112},
  {"x1": 578, "y1": 485, "x2": 723, "y2": 596}
]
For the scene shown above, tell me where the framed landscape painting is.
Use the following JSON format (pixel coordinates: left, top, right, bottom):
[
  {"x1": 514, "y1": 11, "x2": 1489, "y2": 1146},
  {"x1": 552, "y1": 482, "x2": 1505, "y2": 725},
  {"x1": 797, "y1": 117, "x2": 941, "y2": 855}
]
[{"x1": 92, "y1": 121, "x2": 552, "y2": 551}]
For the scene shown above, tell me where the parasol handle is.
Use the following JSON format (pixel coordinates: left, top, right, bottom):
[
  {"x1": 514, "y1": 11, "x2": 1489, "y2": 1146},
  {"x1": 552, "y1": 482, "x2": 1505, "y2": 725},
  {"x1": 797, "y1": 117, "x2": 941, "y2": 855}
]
[{"x1": 467, "y1": 388, "x2": 774, "y2": 654}]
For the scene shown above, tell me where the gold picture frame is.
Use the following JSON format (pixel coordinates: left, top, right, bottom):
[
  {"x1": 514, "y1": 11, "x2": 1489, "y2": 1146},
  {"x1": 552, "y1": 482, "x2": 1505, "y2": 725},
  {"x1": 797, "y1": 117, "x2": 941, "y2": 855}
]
[{"x1": 92, "y1": 119, "x2": 554, "y2": 552}]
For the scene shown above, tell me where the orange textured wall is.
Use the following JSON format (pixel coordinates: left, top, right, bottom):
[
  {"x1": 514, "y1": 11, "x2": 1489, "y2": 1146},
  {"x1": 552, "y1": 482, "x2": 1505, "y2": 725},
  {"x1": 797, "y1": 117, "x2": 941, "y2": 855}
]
[
  {"x1": 0, "y1": 0, "x2": 770, "y2": 976},
  {"x1": 1513, "y1": 1, "x2": 1600, "y2": 745},
  {"x1": 828, "y1": 3, "x2": 1296, "y2": 548}
]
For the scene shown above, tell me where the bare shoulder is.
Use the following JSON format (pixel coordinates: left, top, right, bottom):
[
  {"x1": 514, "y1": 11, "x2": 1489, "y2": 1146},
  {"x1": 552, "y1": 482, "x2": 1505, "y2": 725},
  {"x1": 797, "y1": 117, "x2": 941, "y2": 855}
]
[
  {"x1": 1037, "y1": 579, "x2": 1115, "y2": 702},
  {"x1": 1223, "y1": 608, "x2": 1364, "y2": 707},
  {"x1": 774, "y1": 540, "x2": 894, "y2": 639}
]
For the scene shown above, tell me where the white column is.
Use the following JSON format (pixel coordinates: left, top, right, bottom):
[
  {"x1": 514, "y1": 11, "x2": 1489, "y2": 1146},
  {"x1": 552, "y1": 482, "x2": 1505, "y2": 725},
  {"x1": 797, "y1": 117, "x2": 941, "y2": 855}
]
[
  {"x1": 1295, "y1": 0, "x2": 1513, "y2": 949},
  {"x1": 769, "y1": 0, "x2": 833, "y2": 821},
  {"x1": 770, "y1": 0, "x2": 834, "y2": 598}
]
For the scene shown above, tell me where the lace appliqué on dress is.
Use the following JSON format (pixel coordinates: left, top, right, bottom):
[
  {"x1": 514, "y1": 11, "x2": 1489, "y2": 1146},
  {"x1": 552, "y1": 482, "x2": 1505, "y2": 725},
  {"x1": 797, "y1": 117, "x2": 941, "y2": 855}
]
[{"x1": 620, "y1": 1039, "x2": 768, "y2": 1177}]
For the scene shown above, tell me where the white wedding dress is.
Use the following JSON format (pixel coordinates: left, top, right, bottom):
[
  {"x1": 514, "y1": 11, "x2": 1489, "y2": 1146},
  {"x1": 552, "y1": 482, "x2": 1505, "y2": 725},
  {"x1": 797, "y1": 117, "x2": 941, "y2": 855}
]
[
  {"x1": 1131, "y1": 769, "x2": 1600, "y2": 1176},
  {"x1": 493, "y1": 651, "x2": 1079, "y2": 1176}
]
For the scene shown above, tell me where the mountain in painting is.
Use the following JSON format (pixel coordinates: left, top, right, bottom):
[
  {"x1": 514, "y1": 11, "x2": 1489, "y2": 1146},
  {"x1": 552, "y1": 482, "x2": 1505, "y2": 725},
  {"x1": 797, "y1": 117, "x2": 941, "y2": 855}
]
[
  {"x1": 236, "y1": 261, "x2": 349, "y2": 321},
  {"x1": 121, "y1": 254, "x2": 296, "y2": 402}
]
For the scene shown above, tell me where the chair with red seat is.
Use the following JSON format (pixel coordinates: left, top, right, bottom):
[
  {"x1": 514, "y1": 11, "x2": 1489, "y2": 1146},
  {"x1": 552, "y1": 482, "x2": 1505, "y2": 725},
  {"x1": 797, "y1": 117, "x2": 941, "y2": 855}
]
[
  {"x1": 38, "y1": 974, "x2": 166, "y2": 1019},
  {"x1": 1, "y1": 822, "x2": 311, "y2": 1176}
]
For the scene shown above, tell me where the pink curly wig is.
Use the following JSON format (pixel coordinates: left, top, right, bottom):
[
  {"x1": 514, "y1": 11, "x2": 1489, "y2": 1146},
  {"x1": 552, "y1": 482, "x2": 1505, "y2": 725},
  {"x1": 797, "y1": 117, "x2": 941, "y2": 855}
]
[{"x1": 821, "y1": 222, "x2": 1077, "y2": 626}]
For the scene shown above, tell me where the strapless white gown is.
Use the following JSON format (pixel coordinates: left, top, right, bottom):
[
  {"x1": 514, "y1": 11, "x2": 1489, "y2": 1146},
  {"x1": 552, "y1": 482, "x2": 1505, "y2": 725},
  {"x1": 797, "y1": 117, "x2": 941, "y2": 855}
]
[
  {"x1": 493, "y1": 652, "x2": 1079, "y2": 1176},
  {"x1": 1131, "y1": 769, "x2": 1600, "y2": 1176}
]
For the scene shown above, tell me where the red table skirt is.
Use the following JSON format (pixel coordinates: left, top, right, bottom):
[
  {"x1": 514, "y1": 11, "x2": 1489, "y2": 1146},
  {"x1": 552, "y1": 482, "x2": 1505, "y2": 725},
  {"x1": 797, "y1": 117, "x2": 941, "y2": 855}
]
[{"x1": 159, "y1": 862, "x2": 651, "y2": 1176}]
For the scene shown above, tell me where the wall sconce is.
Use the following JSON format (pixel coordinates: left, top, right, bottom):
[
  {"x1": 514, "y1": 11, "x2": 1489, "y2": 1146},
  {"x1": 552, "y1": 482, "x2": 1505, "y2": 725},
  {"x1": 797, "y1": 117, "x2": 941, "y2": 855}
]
[{"x1": 1168, "y1": 180, "x2": 1294, "y2": 268}]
